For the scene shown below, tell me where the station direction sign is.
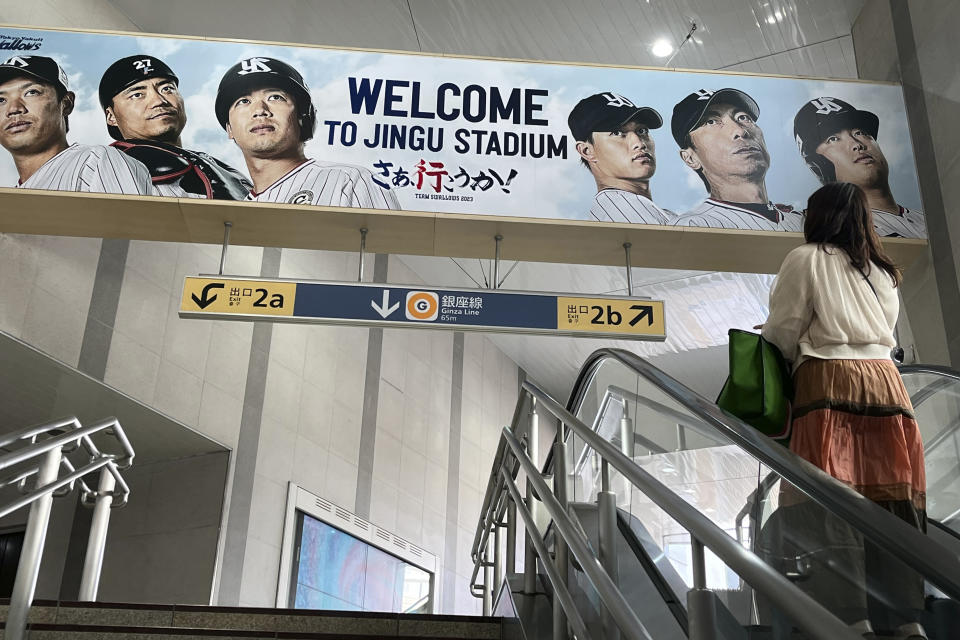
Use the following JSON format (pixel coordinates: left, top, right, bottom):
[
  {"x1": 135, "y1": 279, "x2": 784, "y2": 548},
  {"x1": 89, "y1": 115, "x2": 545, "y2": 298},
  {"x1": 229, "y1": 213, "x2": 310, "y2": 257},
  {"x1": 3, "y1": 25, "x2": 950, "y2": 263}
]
[{"x1": 179, "y1": 276, "x2": 666, "y2": 340}]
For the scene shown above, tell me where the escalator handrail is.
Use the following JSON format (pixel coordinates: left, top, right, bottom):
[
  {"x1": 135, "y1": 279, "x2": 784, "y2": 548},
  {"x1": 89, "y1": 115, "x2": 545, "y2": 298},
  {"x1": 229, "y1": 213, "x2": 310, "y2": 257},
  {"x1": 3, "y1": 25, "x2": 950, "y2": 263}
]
[
  {"x1": 569, "y1": 348, "x2": 960, "y2": 602},
  {"x1": 522, "y1": 379, "x2": 863, "y2": 640},
  {"x1": 900, "y1": 364, "x2": 960, "y2": 380},
  {"x1": 899, "y1": 365, "x2": 960, "y2": 454}
]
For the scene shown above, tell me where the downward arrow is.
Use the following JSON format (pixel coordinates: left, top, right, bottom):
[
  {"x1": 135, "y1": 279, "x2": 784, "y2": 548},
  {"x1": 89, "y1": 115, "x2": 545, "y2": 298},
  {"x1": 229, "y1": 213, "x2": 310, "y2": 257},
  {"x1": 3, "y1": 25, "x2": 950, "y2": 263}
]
[
  {"x1": 192, "y1": 282, "x2": 225, "y2": 309},
  {"x1": 371, "y1": 289, "x2": 400, "y2": 318}
]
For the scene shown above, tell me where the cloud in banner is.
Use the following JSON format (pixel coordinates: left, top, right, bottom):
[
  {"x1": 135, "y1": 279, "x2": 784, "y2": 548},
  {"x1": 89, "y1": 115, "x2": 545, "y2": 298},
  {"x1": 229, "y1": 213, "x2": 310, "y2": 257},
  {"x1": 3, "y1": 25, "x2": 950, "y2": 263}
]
[
  {"x1": 181, "y1": 61, "x2": 248, "y2": 174},
  {"x1": 133, "y1": 36, "x2": 185, "y2": 59},
  {"x1": 0, "y1": 47, "x2": 106, "y2": 185},
  {"x1": 0, "y1": 26, "x2": 925, "y2": 238}
]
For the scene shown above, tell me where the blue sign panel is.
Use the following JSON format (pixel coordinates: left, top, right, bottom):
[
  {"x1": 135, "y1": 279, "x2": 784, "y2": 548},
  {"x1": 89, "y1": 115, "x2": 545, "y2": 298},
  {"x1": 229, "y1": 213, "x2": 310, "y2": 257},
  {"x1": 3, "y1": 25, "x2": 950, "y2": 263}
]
[{"x1": 179, "y1": 276, "x2": 666, "y2": 340}]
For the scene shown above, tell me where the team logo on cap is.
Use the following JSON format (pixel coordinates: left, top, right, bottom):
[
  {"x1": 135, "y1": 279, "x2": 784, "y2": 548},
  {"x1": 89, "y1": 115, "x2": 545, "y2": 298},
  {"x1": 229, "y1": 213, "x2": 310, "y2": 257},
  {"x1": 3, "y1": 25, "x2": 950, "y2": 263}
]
[
  {"x1": 601, "y1": 92, "x2": 635, "y2": 108},
  {"x1": 132, "y1": 58, "x2": 154, "y2": 74},
  {"x1": 5, "y1": 56, "x2": 29, "y2": 68},
  {"x1": 810, "y1": 98, "x2": 842, "y2": 115},
  {"x1": 695, "y1": 89, "x2": 714, "y2": 100},
  {"x1": 238, "y1": 57, "x2": 272, "y2": 75}
]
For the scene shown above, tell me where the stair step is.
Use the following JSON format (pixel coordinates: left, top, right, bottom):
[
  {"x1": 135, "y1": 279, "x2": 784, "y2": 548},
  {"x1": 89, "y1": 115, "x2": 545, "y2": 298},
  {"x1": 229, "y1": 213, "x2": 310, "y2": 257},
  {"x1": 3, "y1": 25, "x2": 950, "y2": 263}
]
[
  {"x1": 24, "y1": 623, "x2": 496, "y2": 639},
  {"x1": 0, "y1": 601, "x2": 502, "y2": 639}
]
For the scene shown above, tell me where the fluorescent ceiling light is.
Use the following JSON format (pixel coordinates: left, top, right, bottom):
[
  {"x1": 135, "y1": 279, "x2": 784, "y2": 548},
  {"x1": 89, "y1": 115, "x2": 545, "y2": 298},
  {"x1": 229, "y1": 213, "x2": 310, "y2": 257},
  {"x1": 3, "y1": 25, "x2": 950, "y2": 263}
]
[{"x1": 651, "y1": 39, "x2": 674, "y2": 57}]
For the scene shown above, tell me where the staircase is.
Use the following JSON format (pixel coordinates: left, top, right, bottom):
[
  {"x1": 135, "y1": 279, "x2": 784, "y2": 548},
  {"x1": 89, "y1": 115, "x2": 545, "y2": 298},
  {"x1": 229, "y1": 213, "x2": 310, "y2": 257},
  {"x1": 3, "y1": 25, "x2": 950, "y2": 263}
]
[{"x1": 0, "y1": 600, "x2": 504, "y2": 639}]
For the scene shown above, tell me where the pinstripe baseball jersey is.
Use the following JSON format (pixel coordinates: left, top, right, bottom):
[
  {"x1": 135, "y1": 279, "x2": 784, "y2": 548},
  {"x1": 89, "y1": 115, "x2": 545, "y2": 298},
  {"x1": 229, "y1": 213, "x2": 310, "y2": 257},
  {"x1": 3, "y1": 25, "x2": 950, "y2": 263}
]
[
  {"x1": 675, "y1": 199, "x2": 804, "y2": 232},
  {"x1": 589, "y1": 189, "x2": 675, "y2": 224},
  {"x1": 872, "y1": 206, "x2": 926, "y2": 239},
  {"x1": 246, "y1": 158, "x2": 400, "y2": 209},
  {"x1": 16, "y1": 143, "x2": 155, "y2": 195},
  {"x1": 154, "y1": 180, "x2": 202, "y2": 198}
]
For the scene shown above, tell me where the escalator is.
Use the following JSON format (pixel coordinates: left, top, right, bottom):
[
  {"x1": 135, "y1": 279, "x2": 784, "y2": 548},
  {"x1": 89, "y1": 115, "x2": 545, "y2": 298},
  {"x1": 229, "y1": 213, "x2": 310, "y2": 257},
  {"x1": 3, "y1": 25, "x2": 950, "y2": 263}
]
[{"x1": 472, "y1": 349, "x2": 960, "y2": 640}]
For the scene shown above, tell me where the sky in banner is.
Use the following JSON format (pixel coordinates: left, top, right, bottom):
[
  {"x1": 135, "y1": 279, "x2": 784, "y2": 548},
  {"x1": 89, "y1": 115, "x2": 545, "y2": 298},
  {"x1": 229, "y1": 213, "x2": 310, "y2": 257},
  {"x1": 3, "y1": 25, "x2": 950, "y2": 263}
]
[{"x1": 0, "y1": 27, "x2": 922, "y2": 219}]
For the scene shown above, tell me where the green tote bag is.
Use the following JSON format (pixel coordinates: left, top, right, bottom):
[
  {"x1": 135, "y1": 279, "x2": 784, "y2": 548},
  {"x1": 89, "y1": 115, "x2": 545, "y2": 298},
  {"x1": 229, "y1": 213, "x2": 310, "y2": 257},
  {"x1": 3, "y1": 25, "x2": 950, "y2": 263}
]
[{"x1": 716, "y1": 329, "x2": 793, "y2": 446}]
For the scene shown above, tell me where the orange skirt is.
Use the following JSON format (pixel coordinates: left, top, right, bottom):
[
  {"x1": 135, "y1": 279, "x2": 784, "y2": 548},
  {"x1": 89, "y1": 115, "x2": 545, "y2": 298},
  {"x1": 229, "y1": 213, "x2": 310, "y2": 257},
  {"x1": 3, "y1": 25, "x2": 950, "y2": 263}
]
[{"x1": 790, "y1": 358, "x2": 926, "y2": 518}]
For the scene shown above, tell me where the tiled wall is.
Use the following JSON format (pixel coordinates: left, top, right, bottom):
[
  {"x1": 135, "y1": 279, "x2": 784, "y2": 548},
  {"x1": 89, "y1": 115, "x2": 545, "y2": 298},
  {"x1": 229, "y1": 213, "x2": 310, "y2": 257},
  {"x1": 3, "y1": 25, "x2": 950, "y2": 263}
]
[
  {"x1": 233, "y1": 252, "x2": 519, "y2": 613},
  {"x1": 0, "y1": 234, "x2": 100, "y2": 365},
  {"x1": 96, "y1": 452, "x2": 230, "y2": 604},
  {"x1": 0, "y1": 234, "x2": 521, "y2": 614}
]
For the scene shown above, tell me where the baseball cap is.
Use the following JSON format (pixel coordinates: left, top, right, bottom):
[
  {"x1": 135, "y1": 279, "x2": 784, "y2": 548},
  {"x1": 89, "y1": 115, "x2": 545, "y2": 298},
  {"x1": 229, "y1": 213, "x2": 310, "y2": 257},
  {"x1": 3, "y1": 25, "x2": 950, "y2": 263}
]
[
  {"x1": 0, "y1": 55, "x2": 70, "y2": 93},
  {"x1": 99, "y1": 55, "x2": 179, "y2": 109},
  {"x1": 214, "y1": 57, "x2": 312, "y2": 130},
  {"x1": 793, "y1": 97, "x2": 879, "y2": 156},
  {"x1": 670, "y1": 88, "x2": 760, "y2": 147},
  {"x1": 567, "y1": 92, "x2": 662, "y2": 142}
]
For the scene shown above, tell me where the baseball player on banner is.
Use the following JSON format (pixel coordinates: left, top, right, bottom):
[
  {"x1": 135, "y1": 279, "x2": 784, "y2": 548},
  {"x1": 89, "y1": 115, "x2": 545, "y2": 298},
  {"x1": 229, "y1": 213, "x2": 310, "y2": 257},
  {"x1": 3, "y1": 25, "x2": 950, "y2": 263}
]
[
  {"x1": 794, "y1": 97, "x2": 926, "y2": 238},
  {"x1": 98, "y1": 55, "x2": 252, "y2": 200},
  {"x1": 568, "y1": 92, "x2": 673, "y2": 224},
  {"x1": 215, "y1": 57, "x2": 399, "y2": 208},
  {"x1": 672, "y1": 88, "x2": 802, "y2": 231},
  {"x1": 0, "y1": 55, "x2": 155, "y2": 194}
]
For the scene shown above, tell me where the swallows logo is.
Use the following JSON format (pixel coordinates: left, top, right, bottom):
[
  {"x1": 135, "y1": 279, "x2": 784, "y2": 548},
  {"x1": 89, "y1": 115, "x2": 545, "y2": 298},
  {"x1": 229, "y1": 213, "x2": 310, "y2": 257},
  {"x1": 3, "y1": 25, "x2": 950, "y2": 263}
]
[
  {"x1": 238, "y1": 57, "x2": 272, "y2": 75},
  {"x1": 602, "y1": 92, "x2": 636, "y2": 108},
  {"x1": 810, "y1": 98, "x2": 843, "y2": 115}
]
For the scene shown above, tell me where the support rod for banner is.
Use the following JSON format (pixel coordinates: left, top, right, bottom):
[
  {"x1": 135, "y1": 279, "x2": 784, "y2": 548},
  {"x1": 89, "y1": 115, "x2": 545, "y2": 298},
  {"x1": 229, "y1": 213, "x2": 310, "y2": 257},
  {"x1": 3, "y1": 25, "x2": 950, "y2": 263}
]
[
  {"x1": 218, "y1": 222, "x2": 232, "y2": 276},
  {"x1": 493, "y1": 235, "x2": 503, "y2": 290},
  {"x1": 623, "y1": 242, "x2": 633, "y2": 296},
  {"x1": 665, "y1": 21, "x2": 697, "y2": 68},
  {"x1": 358, "y1": 227, "x2": 368, "y2": 283}
]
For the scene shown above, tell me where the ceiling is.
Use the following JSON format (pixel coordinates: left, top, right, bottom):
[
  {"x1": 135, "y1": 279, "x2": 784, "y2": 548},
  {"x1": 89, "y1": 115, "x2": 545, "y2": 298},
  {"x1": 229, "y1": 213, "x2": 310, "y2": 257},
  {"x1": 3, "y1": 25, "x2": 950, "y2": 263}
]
[
  {"x1": 13, "y1": 0, "x2": 871, "y2": 399},
  {"x1": 101, "y1": 0, "x2": 864, "y2": 76}
]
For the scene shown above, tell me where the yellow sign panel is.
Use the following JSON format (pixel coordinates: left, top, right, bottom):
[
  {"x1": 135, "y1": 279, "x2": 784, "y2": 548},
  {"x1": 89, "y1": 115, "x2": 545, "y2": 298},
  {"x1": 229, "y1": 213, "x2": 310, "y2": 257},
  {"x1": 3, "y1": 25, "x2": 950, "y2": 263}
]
[
  {"x1": 556, "y1": 297, "x2": 665, "y2": 337},
  {"x1": 180, "y1": 277, "x2": 296, "y2": 316}
]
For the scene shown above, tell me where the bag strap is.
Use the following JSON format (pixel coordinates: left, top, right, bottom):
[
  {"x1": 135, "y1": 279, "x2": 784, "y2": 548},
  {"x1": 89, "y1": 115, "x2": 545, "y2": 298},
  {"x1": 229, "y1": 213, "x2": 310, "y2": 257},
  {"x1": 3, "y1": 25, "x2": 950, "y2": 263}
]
[{"x1": 860, "y1": 268, "x2": 880, "y2": 303}]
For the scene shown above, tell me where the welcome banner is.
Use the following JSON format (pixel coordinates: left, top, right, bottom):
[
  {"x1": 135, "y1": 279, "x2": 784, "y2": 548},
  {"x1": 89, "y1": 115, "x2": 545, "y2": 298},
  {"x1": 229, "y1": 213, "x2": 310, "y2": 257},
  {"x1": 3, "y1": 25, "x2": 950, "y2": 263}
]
[{"x1": 0, "y1": 26, "x2": 925, "y2": 238}]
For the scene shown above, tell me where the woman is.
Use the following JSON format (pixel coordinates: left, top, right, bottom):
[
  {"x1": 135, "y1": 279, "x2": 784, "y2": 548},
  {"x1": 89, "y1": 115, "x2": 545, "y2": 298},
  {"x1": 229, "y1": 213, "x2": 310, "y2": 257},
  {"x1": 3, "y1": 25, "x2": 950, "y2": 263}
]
[{"x1": 761, "y1": 182, "x2": 927, "y2": 640}]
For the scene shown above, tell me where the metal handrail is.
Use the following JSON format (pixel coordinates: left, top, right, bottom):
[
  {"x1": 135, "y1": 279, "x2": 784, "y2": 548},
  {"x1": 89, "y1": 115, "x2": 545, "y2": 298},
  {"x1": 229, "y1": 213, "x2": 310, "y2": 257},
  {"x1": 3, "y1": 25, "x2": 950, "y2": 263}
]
[
  {"x1": 522, "y1": 380, "x2": 861, "y2": 640},
  {"x1": 470, "y1": 382, "x2": 861, "y2": 639},
  {"x1": 736, "y1": 365, "x2": 960, "y2": 546},
  {"x1": 0, "y1": 417, "x2": 135, "y2": 472},
  {"x1": 502, "y1": 427, "x2": 652, "y2": 640},
  {"x1": 900, "y1": 364, "x2": 960, "y2": 380},
  {"x1": 471, "y1": 351, "x2": 960, "y2": 640},
  {"x1": 900, "y1": 366, "x2": 960, "y2": 456},
  {"x1": 0, "y1": 416, "x2": 134, "y2": 640},
  {"x1": 499, "y1": 465, "x2": 593, "y2": 640},
  {"x1": 572, "y1": 384, "x2": 727, "y2": 474},
  {"x1": 576, "y1": 348, "x2": 960, "y2": 601}
]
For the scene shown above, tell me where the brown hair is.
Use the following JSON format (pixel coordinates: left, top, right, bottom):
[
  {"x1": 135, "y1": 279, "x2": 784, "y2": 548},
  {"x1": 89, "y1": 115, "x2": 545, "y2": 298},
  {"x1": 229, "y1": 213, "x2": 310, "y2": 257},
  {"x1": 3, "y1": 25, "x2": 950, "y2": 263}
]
[{"x1": 804, "y1": 181, "x2": 901, "y2": 286}]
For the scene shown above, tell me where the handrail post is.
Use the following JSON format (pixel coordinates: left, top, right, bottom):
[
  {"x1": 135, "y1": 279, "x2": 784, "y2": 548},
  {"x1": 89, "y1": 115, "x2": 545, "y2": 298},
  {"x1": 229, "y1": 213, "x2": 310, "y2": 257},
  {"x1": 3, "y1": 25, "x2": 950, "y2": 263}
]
[
  {"x1": 597, "y1": 459, "x2": 619, "y2": 640},
  {"x1": 506, "y1": 499, "x2": 517, "y2": 575},
  {"x1": 5, "y1": 447, "x2": 62, "y2": 640},
  {"x1": 523, "y1": 399, "x2": 539, "y2": 594},
  {"x1": 619, "y1": 401, "x2": 633, "y2": 458},
  {"x1": 78, "y1": 465, "x2": 117, "y2": 601},
  {"x1": 493, "y1": 519, "x2": 503, "y2": 601},
  {"x1": 553, "y1": 438, "x2": 570, "y2": 640},
  {"x1": 687, "y1": 537, "x2": 718, "y2": 640},
  {"x1": 482, "y1": 534, "x2": 493, "y2": 616}
]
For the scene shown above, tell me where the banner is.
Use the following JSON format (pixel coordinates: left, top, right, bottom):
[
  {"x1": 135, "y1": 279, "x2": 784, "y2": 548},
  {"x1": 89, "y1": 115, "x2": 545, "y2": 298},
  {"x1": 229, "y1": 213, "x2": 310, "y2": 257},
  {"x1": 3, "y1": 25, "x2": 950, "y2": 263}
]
[{"x1": 0, "y1": 26, "x2": 925, "y2": 238}]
